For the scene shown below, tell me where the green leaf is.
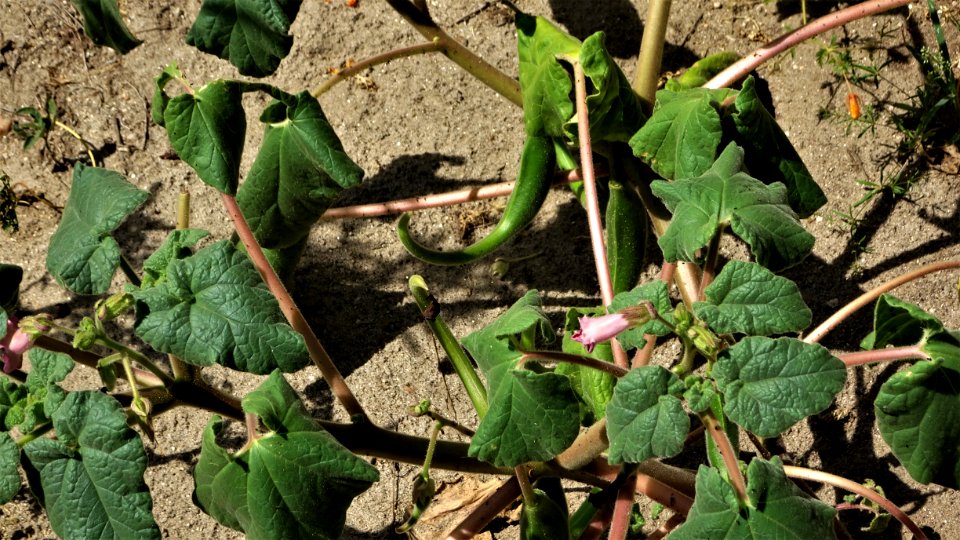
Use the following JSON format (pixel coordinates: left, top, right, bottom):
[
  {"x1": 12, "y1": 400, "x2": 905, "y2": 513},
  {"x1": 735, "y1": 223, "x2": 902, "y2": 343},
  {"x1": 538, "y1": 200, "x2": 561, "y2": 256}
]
[
  {"x1": 160, "y1": 80, "x2": 246, "y2": 194},
  {"x1": 132, "y1": 240, "x2": 309, "y2": 374},
  {"x1": 731, "y1": 76, "x2": 826, "y2": 217},
  {"x1": 0, "y1": 263, "x2": 23, "y2": 311},
  {"x1": 242, "y1": 370, "x2": 317, "y2": 433},
  {"x1": 861, "y1": 294, "x2": 944, "y2": 350},
  {"x1": 46, "y1": 164, "x2": 149, "y2": 295},
  {"x1": 516, "y1": 13, "x2": 580, "y2": 137},
  {"x1": 564, "y1": 32, "x2": 645, "y2": 144},
  {"x1": 70, "y1": 0, "x2": 142, "y2": 54},
  {"x1": 0, "y1": 432, "x2": 20, "y2": 504},
  {"x1": 693, "y1": 260, "x2": 811, "y2": 335},
  {"x1": 195, "y1": 373, "x2": 378, "y2": 539},
  {"x1": 875, "y1": 332, "x2": 960, "y2": 487},
  {"x1": 670, "y1": 458, "x2": 837, "y2": 539},
  {"x1": 629, "y1": 87, "x2": 735, "y2": 180},
  {"x1": 665, "y1": 51, "x2": 740, "y2": 91},
  {"x1": 22, "y1": 391, "x2": 160, "y2": 539},
  {"x1": 0, "y1": 379, "x2": 27, "y2": 429},
  {"x1": 187, "y1": 0, "x2": 302, "y2": 77},
  {"x1": 237, "y1": 91, "x2": 364, "y2": 249},
  {"x1": 713, "y1": 336, "x2": 846, "y2": 438},
  {"x1": 651, "y1": 143, "x2": 815, "y2": 271},
  {"x1": 559, "y1": 307, "x2": 615, "y2": 423},
  {"x1": 25, "y1": 349, "x2": 74, "y2": 392},
  {"x1": 469, "y1": 369, "x2": 580, "y2": 467},
  {"x1": 609, "y1": 280, "x2": 674, "y2": 350},
  {"x1": 141, "y1": 229, "x2": 210, "y2": 288},
  {"x1": 606, "y1": 366, "x2": 688, "y2": 464},
  {"x1": 462, "y1": 290, "x2": 554, "y2": 396}
]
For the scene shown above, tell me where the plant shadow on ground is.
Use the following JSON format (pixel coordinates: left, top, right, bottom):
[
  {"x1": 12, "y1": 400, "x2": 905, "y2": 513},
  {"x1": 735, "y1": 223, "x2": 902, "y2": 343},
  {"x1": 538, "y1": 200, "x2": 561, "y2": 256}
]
[{"x1": 297, "y1": 153, "x2": 601, "y2": 413}]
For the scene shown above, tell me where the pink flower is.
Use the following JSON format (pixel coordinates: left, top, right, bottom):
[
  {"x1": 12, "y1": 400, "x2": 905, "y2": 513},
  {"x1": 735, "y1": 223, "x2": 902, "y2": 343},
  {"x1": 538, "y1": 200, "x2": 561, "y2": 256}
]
[
  {"x1": 572, "y1": 313, "x2": 632, "y2": 353},
  {"x1": 571, "y1": 305, "x2": 656, "y2": 353},
  {"x1": 1, "y1": 317, "x2": 33, "y2": 374}
]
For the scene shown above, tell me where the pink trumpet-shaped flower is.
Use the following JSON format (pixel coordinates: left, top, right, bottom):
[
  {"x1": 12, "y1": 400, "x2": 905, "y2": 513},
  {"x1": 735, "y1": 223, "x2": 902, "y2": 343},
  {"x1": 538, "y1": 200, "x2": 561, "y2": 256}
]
[
  {"x1": 572, "y1": 305, "x2": 655, "y2": 353},
  {"x1": 1, "y1": 317, "x2": 34, "y2": 374}
]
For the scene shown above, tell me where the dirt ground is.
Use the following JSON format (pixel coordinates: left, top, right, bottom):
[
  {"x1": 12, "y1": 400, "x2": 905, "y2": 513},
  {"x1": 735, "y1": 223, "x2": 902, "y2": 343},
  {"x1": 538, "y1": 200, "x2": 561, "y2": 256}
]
[{"x1": 1, "y1": 0, "x2": 959, "y2": 538}]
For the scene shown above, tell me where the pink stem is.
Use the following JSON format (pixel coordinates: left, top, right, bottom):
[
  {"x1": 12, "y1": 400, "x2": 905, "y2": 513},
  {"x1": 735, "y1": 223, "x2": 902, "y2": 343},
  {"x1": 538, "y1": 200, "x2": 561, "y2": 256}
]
[
  {"x1": 608, "y1": 474, "x2": 638, "y2": 540},
  {"x1": 839, "y1": 345, "x2": 929, "y2": 367},
  {"x1": 804, "y1": 260, "x2": 960, "y2": 344},
  {"x1": 702, "y1": 411, "x2": 747, "y2": 504},
  {"x1": 704, "y1": 0, "x2": 913, "y2": 89},
  {"x1": 573, "y1": 63, "x2": 627, "y2": 369},
  {"x1": 522, "y1": 351, "x2": 629, "y2": 378},
  {"x1": 320, "y1": 170, "x2": 582, "y2": 220},
  {"x1": 222, "y1": 194, "x2": 366, "y2": 418},
  {"x1": 635, "y1": 471, "x2": 694, "y2": 515},
  {"x1": 646, "y1": 513, "x2": 685, "y2": 540},
  {"x1": 783, "y1": 465, "x2": 929, "y2": 540}
]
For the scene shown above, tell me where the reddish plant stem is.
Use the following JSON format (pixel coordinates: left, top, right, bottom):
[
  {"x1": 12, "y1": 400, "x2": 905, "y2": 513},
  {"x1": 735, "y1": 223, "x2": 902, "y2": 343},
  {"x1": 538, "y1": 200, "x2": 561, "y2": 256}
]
[
  {"x1": 784, "y1": 465, "x2": 929, "y2": 540},
  {"x1": 320, "y1": 170, "x2": 582, "y2": 220},
  {"x1": 633, "y1": 262, "x2": 676, "y2": 368},
  {"x1": 704, "y1": 0, "x2": 913, "y2": 89},
  {"x1": 702, "y1": 411, "x2": 747, "y2": 505},
  {"x1": 573, "y1": 62, "x2": 628, "y2": 369},
  {"x1": 804, "y1": 260, "x2": 960, "y2": 344},
  {"x1": 839, "y1": 345, "x2": 929, "y2": 367},
  {"x1": 697, "y1": 231, "x2": 722, "y2": 301},
  {"x1": 522, "y1": 351, "x2": 629, "y2": 378},
  {"x1": 222, "y1": 194, "x2": 366, "y2": 419},
  {"x1": 646, "y1": 513, "x2": 685, "y2": 540},
  {"x1": 608, "y1": 474, "x2": 638, "y2": 540},
  {"x1": 580, "y1": 497, "x2": 616, "y2": 540},
  {"x1": 636, "y1": 470, "x2": 694, "y2": 515}
]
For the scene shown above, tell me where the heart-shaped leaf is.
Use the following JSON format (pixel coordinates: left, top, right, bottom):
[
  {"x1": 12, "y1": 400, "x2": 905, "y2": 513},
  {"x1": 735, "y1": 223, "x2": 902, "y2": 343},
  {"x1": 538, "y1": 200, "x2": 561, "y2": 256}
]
[
  {"x1": 694, "y1": 260, "x2": 811, "y2": 335},
  {"x1": 606, "y1": 366, "x2": 688, "y2": 464},
  {"x1": 22, "y1": 391, "x2": 160, "y2": 539},
  {"x1": 713, "y1": 336, "x2": 845, "y2": 438},
  {"x1": 186, "y1": 0, "x2": 302, "y2": 77},
  {"x1": 516, "y1": 14, "x2": 580, "y2": 138},
  {"x1": 237, "y1": 91, "x2": 364, "y2": 249},
  {"x1": 651, "y1": 143, "x2": 814, "y2": 271},
  {"x1": 195, "y1": 372, "x2": 378, "y2": 539},
  {"x1": 132, "y1": 240, "x2": 309, "y2": 374},
  {"x1": 46, "y1": 164, "x2": 149, "y2": 295},
  {"x1": 468, "y1": 369, "x2": 580, "y2": 467}
]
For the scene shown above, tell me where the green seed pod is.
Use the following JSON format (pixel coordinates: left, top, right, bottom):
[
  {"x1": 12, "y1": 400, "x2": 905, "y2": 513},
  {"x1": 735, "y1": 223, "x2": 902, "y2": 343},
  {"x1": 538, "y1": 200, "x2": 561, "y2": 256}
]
[{"x1": 520, "y1": 488, "x2": 570, "y2": 540}]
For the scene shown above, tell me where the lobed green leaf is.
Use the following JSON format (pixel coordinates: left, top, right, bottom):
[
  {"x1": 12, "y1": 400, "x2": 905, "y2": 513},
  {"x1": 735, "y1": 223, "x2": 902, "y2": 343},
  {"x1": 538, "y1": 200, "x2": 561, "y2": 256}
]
[
  {"x1": 0, "y1": 432, "x2": 19, "y2": 504},
  {"x1": 515, "y1": 14, "x2": 580, "y2": 138},
  {"x1": 195, "y1": 373, "x2": 378, "y2": 539},
  {"x1": 670, "y1": 457, "x2": 837, "y2": 539},
  {"x1": 22, "y1": 391, "x2": 160, "y2": 539},
  {"x1": 861, "y1": 294, "x2": 944, "y2": 350},
  {"x1": 132, "y1": 240, "x2": 309, "y2": 374},
  {"x1": 605, "y1": 366, "x2": 688, "y2": 464},
  {"x1": 45, "y1": 164, "x2": 148, "y2": 295},
  {"x1": 714, "y1": 336, "x2": 846, "y2": 438},
  {"x1": 694, "y1": 260, "x2": 811, "y2": 335},
  {"x1": 237, "y1": 91, "x2": 364, "y2": 249},
  {"x1": 141, "y1": 228, "x2": 210, "y2": 288},
  {"x1": 186, "y1": 0, "x2": 302, "y2": 77},
  {"x1": 651, "y1": 143, "x2": 814, "y2": 271}
]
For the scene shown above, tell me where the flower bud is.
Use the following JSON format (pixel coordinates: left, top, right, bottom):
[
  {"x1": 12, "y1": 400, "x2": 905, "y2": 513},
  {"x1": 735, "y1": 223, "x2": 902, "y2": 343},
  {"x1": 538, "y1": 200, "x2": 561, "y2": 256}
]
[
  {"x1": 572, "y1": 306, "x2": 653, "y2": 353},
  {"x1": 97, "y1": 292, "x2": 134, "y2": 321},
  {"x1": 0, "y1": 317, "x2": 34, "y2": 373},
  {"x1": 72, "y1": 317, "x2": 99, "y2": 351}
]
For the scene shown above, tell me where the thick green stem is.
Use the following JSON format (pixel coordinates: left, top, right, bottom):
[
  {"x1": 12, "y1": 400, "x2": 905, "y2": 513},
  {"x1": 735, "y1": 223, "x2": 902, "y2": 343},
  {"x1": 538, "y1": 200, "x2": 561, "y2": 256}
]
[
  {"x1": 313, "y1": 41, "x2": 443, "y2": 97},
  {"x1": 16, "y1": 421, "x2": 53, "y2": 447},
  {"x1": 632, "y1": 0, "x2": 672, "y2": 110},
  {"x1": 169, "y1": 190, "x2": 197, "y2": 382},
  {"x1": 408, "y1": 275, "x2": 488, "y2": 418},
  {"x1": 384, "y1": 0, "x2": 522, "y2": 107}
]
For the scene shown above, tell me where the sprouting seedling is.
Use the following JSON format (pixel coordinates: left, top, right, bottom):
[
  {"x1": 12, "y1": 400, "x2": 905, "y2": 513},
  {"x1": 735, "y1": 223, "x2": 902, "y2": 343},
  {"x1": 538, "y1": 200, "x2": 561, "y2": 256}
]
[
  {"x1": 490, "y1": 251, "x2": 543, "y2": 279},
  {"x1": 12, "y1": 97, "x2": 98, "y2": 165}
]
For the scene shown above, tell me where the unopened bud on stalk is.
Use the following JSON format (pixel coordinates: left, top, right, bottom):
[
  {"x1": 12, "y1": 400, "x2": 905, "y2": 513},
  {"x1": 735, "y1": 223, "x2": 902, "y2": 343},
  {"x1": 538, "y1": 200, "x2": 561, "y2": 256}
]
[
  {"x1": 97, "y1": 292, "x2": 135, "y2": 321},
  {"x1": 73, "y1": 317, "x2": 99, "y2": 351}
]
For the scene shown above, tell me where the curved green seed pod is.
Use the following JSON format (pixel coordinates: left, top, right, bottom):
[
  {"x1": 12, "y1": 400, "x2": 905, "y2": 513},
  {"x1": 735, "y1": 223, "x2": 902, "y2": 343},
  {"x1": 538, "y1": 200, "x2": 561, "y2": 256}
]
[
  {"x1": 605, "y1": 181, "x2": 648, "y2": 294},
  {"x1": 520, "y1": 487, "x2": 570, "y2": 540},
  {"x1": 397, "y1": 134, "x2": 556, "y2": 266}
]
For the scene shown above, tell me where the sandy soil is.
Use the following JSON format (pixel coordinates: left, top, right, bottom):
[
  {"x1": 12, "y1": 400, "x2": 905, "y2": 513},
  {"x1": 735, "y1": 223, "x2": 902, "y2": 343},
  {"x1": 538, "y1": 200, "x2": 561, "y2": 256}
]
[{"x1": 1, "y1": 0, "x2": 958, "y2": 538}]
